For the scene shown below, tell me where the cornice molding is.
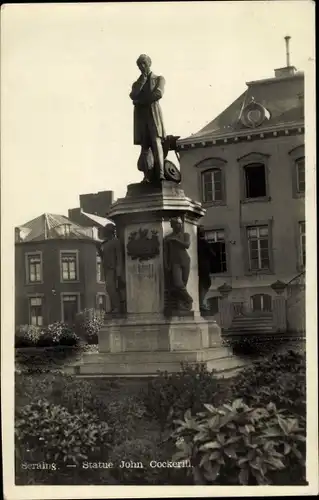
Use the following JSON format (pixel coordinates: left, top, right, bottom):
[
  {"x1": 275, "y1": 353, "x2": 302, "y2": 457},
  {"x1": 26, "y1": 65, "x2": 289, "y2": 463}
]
[{"x1": 177, "y1": 121, "x2": 304, "y2": 151}]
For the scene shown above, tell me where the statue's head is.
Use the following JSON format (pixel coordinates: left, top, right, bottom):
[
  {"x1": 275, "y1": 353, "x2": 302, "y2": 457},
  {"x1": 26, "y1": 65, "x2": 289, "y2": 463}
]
[
  {"x1": 136, "y1": 54, "x2": 152, "y2": 75},
  {"x1": 170, "y1": 216, "x2": 183, "y2": 232},
  {"x1": 102, "y1": 223, "x2": 116, "y2": 239}
]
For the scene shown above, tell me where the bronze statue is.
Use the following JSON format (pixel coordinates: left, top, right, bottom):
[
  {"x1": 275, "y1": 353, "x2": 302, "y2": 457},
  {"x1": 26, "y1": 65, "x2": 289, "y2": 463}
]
[
  {"x1": 97, "y1": 223, "x2": 125, "y2": 314},
  {"x1": 197, "y1": 226, "x2": 215, "y2": 313},
  {"x1": 164, "y1": 217, "x2": 193, "y2": 312},
  {"x1": 129, "y1": 54, "x2": 166, "y2": 184}
]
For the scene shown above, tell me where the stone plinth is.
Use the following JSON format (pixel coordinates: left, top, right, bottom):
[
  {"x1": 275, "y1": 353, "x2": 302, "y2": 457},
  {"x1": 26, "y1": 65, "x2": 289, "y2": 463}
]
[
  {"x1": 74, "y1": 181, "x2": 241, "y2": 377},
  {"x1": 109, "y1": 181, "x2": 205, "y2": 316}
]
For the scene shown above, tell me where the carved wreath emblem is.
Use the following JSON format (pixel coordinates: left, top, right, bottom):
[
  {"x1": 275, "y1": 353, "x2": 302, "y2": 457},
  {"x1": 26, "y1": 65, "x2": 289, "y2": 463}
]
[{"x1": 127, "y1": 228, "x2": 160, "y2": 261}]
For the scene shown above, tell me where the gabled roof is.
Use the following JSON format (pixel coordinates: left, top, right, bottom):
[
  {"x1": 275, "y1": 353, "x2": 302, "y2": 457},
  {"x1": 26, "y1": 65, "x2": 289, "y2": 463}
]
[
  {"x1": 179, "y1": 71, "x2": 304, "y2": 145},
  {"x1": 15, "y1": 213, "x2": 97, "y2": 242}
]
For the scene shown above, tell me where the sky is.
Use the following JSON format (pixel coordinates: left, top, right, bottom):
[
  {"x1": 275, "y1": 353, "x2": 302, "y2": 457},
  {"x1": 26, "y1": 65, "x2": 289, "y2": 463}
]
[{"x1": 1, "y1": 1, "x2": 315, "y2": 227}]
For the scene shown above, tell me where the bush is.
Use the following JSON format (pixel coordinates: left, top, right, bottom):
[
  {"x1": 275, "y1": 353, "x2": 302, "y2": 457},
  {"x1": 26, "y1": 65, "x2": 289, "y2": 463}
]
[
  {"x1": 15, "y1": 399, "x2": 111, "y2": 466},
  {"x1": 37, "y1": 322, "x2": 75, "y2": 347},
  {"x1": 15, "y1": 372, "x2": 97, "y2": 410},
  {"x1": 51, "y1": 378, "x2": 147, "y2": 444},
  {"x1": 106, "y1": 396, "x2": 147, "y2": 445},
  {"x1": 75, "y1": 309, "x2": 104, "y2": 344},
  {"x1": 172, "y1": 399, "x2": 306, "y2": 485},
  {"x1": 15, "y1": 325, "x2": 43, "y2": 347},
  {"x1": 15, "y1": 346, "x2": 81, "y2": 374},
  {"x1": 50, "y1": 375, "x2": 112, "y2": 421},
  {"x1": 222, "y1": 334, "x2": 287, "y2": 357},
  {"x1": 16, "y1": 372, "x2": 63, "y2": 410},
  {"x1": 108, "y1": 438, "x2": 161, "y2": 484},
  {"x1": 143, "y1": 363, "x2": 224, "y2": 431},
  {"x1": 227, "y1": 350, "x2": 306, "y2": 417},
  {"x1": 58, "y1": 329, "x2": 80, "y2": 346}
]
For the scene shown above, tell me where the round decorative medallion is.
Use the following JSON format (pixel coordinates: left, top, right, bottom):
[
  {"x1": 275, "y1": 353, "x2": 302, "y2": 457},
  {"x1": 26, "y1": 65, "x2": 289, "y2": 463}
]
[
  {"x1": 164, "y1": 160, "x2": 181, "y2": 183},
  {"x1": 241, "y1": 99, "x2": 270, "y2": 128}
]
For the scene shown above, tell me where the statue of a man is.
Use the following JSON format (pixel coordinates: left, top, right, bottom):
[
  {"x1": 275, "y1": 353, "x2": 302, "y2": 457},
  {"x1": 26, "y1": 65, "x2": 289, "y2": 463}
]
[
  {"x1": 129, "y1": 54, "x2": 166, "y2": 184},
  {"x1": 164, "y1": 217, "x2": 193, "y2": 311},
  {"x1": 97, "y1": 223, "x2": 125, "y2": 314}
]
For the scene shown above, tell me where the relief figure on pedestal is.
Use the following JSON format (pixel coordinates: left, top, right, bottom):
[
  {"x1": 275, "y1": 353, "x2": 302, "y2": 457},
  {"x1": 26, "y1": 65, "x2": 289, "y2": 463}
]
[
  {"x1": 164, "y1": 217, "x2": 193, "y2": 312},
  {"x1": 97, "y1": 223, "x2": 126, "y2": 314}
]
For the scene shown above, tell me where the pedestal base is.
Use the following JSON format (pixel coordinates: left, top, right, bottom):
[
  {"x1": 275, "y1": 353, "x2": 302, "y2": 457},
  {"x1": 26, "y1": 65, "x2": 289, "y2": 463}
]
[
  {"x1": 98, "y1": 313, "x2": 221, "y2": 353},
  {"x1": 68, "y1": 316, "x2": 248, "y2": 378}
]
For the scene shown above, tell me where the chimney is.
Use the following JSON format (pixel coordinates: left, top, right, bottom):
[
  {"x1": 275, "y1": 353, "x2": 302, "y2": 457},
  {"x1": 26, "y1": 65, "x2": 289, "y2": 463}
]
[
  {"x1": 274, "y1": 35, "x2": 297, "y2": 78},
  {"x1": 79, "y1": 190, "x2": 114, "y2": 218}
]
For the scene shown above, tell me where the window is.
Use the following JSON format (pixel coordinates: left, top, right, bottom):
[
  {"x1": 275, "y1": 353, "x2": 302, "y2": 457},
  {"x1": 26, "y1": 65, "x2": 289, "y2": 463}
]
[
  {"x1": 60, "y1": 251, "x2": 78, "y2": 281},
  {"x1": 62, "y1": 294, "x2": 79, "y2": 323},
  {"x1": 296, "y1": 158, "x2": 305, "y2": 194},
  {"x1": 207, "y1": 297, "x2": 219, "y2": 315},
  {"x1": 244, "y1": 163, "x2": 267, "y2": 199},
  {"x1": 247, "y1": 226, "x2": 270, "y2": 271},
  {"x1": 96, "y1": 253, "x2": 104, "y2": 282},
  {"x1": 56, "y1": 224, "x2": 71, "y2": 237},
  {"x1": 289, "y1": 145, "x2": 305, "y2": 198},
  {"x1": 251, "y1": 294, "x2": 272, "y2": 312},
  {"x1": 29, "y1": 297, "x2": 43, "y2": 326},
  {"x1": 299, "y1": 221, "x2": 306, "y2": 267},
  {"x1": 97, "y1": 294, "x2": 107, "y2": 312},
  {"x1": 205, "y1": 230, "x2": 227, "y2": 273},
  {"x1": 202, "y1": 169, "x2": 223, "y2": 203},
  {"x1": 26, "y1": 253, "x2": 42, "y2": 283}
]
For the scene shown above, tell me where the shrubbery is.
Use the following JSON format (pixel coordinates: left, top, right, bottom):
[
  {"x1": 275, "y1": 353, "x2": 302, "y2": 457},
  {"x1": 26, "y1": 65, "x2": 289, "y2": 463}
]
[
  {"x1": 15, "y1": 309, "x2": 105, "y2": 349},
  {"x1": 15, "y1": 325, "x2": 43, "y2": 347},
  {"x1": 227, "y1": 350, "x2": 306, "y2": 417},
  {"x1": 15, "y1": 399, "x2": 111, "y2": 466},
  {"x1": 172, "y1": 399, "x2": 306, "y2": 485},
  {"x1": 15, "y1": 322, "x2": 80, "y2": 348},
  {"x1": 15, "y1": 349, "x2": 306, "y2": 486},
  {"x1": 38, "y1": 322, "x2": 79, "y2": 347},
  {"x1": 75, "y1": 308, "x2": 104, "y2": 344},
  {"x1": 108, "y1": 438, "x2": 160, "y2": 483},
  {"x1": 222, "y1": 334, "x2": 287, "y2": 356},
  {"x1": 143, "y1": 363, "x2": 223, "y2": 430}
]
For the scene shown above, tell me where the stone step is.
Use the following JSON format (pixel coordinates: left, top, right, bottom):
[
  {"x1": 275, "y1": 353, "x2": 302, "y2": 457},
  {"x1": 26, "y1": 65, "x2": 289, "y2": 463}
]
[
  {"x1": 232, "y1": 318, "x2": 273, "y2": 324},
  {"x1": 81, "y1": 346, "x2": 232, "y2": 365},
  {"x1": 65, "y1": 347, "x2": 247, "y2": 378},
  {"x1": 228, "y1": 326, "x2": 274, "y2": 332},
  {"x1": 230, "y1": 319, "x2": 273, "y2": 325},
  {"x1": 232, "y1": 324, "x2": 273, "y2": 328}
]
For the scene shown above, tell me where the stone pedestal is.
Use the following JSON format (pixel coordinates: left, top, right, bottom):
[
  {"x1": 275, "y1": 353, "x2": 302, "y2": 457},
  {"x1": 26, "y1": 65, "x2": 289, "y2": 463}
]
[{"x1": 74, "y1": 181, "x2": 242, "y2": 377}]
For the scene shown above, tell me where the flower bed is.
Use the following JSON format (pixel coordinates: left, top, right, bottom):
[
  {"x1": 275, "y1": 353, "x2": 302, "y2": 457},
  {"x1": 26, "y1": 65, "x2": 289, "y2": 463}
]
[{"x1": 15, "y1": 349, "x2": 306, "y2": 486}]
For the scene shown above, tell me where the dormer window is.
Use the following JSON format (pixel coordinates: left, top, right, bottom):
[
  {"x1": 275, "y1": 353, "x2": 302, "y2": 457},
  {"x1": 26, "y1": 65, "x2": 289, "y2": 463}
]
[
  {"x1": 56, "y1": 224, "x2": 71, "y2": 237},
  {"x1": 240, "y1": 99, "x2": 270, "y2": 128}
]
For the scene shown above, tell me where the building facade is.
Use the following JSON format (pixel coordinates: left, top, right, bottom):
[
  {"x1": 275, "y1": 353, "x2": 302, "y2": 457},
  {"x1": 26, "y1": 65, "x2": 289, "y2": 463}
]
[
  {"x1": 178, "y1": 63, "x2": 305, "y2": 329},
  {"x1": 15, "y1": 213, "x2": 110, "y2": 327}
]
